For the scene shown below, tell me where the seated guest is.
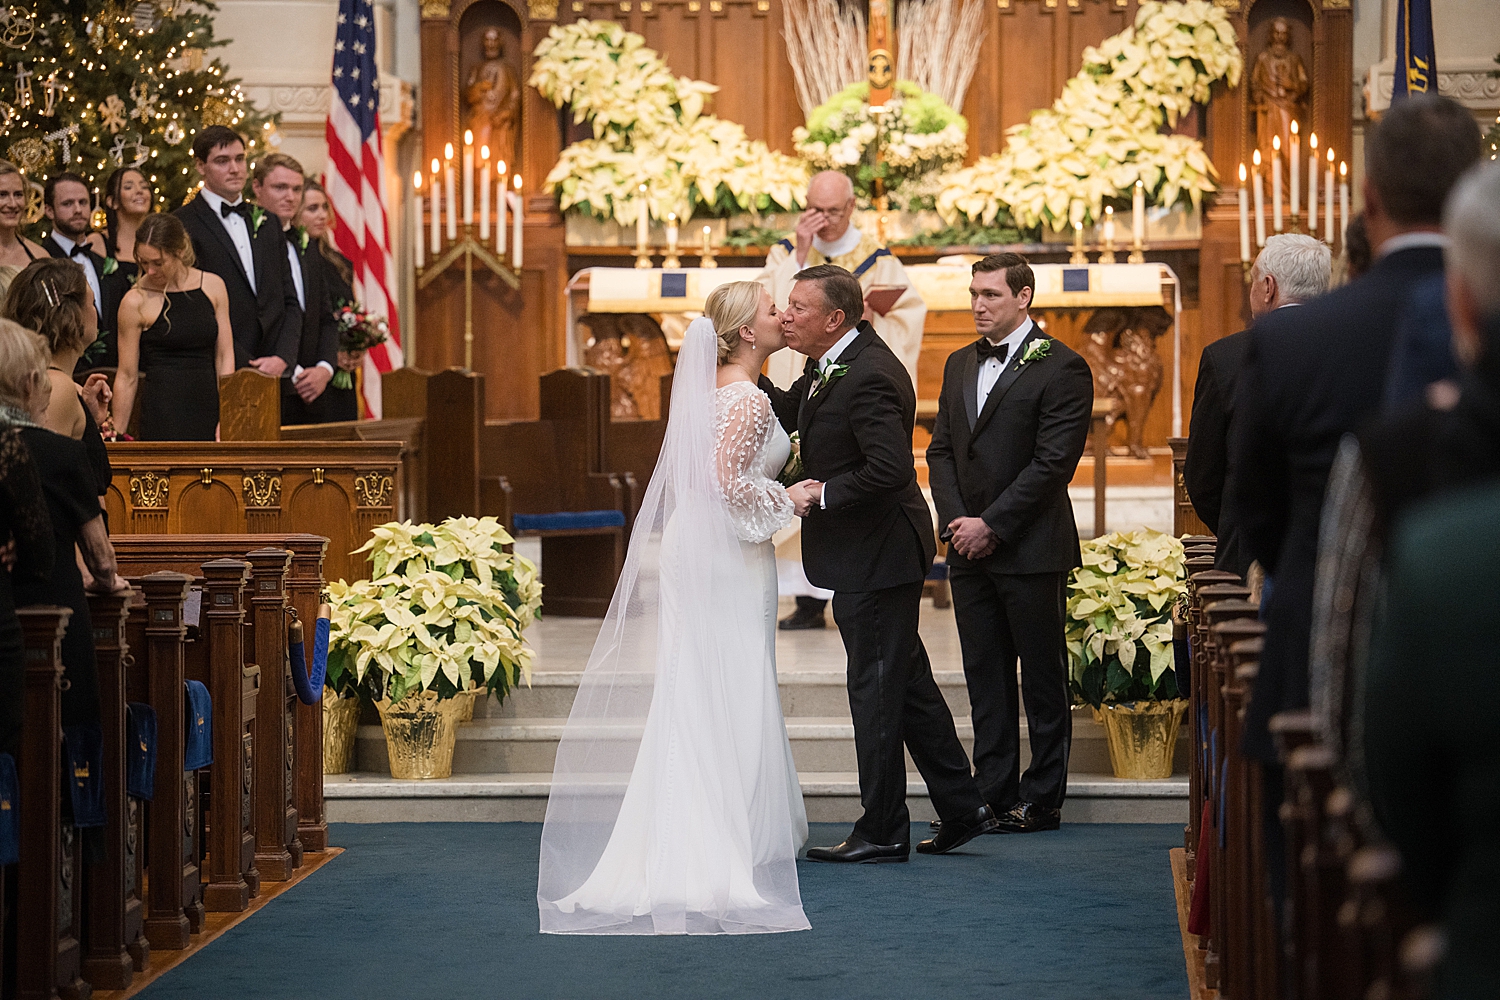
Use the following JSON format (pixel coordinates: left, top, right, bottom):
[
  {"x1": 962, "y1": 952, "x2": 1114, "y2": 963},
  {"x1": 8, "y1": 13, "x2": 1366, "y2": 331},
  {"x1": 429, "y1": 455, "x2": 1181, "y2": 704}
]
[
  {"x1": 1185, "y1": 234, "x2": 1330, "y2": 578},
  {"x1": 112, "y1": 214, "x2": 234, "y2": 441},
  {"x1": 298, "y1": 179, "x2": 359, "y2": 421},
  {"x1": 0, "y1": 319, "x2": 126, "y2": 750},
  {"x1": 2, "y1": 260, "x2": 113, "y2": 492},
  {"x1": 174, "y1": 125, "x2": 301, "y2": 375},
  {"x1": 0, "y1": 326, "x2": 54, "y2": 759},
  {"x1": 249, "y1": 153, "x2": 337, "y2": 424},
  {"x1": 0, "y1": 160, "x2": 48, "y2": 295},
  {"x1": 40, "y1": 172, "x2": 113, "y2": 362}
]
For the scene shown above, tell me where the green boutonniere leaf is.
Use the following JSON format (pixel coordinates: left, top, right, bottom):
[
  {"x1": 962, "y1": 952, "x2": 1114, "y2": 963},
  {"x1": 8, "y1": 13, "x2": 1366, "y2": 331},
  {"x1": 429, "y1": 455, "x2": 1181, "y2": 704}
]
[
  {"x1": 101, "y1": 257, "x2": 118, "y2": 276},
  {"x1": 810, "y1": 362, "x2": 851, "y2": 397},
  {"x1": 249, "y1": 205, "x2": 267, "y2": 234},
  {"x1": 1017, "y1": 338, "x2": 1052, "y2": 367},
  {"x1": 294, "y1": 226, "x2": 310, "y2": 252}
]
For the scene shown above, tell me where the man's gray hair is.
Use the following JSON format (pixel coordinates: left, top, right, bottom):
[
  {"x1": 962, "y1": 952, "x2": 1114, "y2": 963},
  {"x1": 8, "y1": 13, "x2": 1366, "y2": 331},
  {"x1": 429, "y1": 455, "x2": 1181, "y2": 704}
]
[
  {"x1": 1444, "y1": 161, "x2": 1500, "y2": 318},
  {"x1": 1253, "y1": 233, "x2": 1332, "y2": 304}
]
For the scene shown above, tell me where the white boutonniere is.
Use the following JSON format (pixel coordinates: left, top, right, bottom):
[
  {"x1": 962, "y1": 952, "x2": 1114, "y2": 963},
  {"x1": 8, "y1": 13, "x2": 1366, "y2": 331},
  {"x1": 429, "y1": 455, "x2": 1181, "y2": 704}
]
[
  {"x1": 1016, "y1": 338, "x2": 1052, "y2": 367},
  {"x1": 810, "y1": 362, "x2": 850, "y2": 397},
  {"x1": 293, "y1": 225, "x2": 310, "y2": 252},
  {"x1": 777, "y1": 431, "x2": 804, "y2": 488},
  {"x1": 101, "y1": 256, "x2": 118, "y2": 276},
  {"x1": 249, "y1": 204, "x2": 268, "y2": 234}
]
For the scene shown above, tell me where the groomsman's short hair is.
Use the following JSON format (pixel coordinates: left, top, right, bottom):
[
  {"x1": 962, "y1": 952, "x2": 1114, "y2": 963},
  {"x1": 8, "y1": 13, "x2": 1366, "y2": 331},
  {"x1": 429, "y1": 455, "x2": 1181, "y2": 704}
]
[
  {"x1": 1366, "y1": 94, "x2": 1481, "y2": 227},
  {"x1": 192, "y1": 125, "x2": 246, "y2": 163},
  {"x1": 252, "y1": 152, "x2": 306, "y2": 185},
  {"x1": 972, "y1": 252, "x2": 1035, "y2": 303},
  {"x1": 793, "y1": 263, "x2": 864, "y2": 332},
  {"x1": 43, "y1": 171, "x2": 88, "y2": 209}
]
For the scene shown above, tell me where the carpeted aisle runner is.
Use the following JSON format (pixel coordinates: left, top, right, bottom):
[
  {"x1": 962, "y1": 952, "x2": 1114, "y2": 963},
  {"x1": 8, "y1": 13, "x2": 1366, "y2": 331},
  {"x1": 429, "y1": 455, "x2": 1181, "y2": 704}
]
[{"x1": 137, "y1": 823, "x2": 1186, "y2": 1000}]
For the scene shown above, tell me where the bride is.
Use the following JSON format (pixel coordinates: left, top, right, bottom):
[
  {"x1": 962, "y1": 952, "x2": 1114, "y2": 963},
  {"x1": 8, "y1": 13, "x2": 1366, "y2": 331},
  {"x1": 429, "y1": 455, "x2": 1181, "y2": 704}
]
[{"x1": 537, "y1": 281, "x2": 811, "y2": 935}]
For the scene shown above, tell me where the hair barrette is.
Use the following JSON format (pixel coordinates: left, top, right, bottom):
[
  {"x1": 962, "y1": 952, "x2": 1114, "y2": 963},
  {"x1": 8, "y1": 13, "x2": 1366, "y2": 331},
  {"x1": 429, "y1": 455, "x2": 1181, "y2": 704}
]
[{"x1": 41, "y1": 279, "x2": 60, "y2": 309}]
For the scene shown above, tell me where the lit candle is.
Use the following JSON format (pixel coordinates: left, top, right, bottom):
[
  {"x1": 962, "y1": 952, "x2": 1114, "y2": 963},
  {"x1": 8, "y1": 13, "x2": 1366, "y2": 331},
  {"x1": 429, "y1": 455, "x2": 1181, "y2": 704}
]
[
  {"x1": 495, "y1": 160, "x2": 507, "y2": 255},
  {"x1": 665, "y1": 212, "x2": 678, "y2": 254},
  {"x1": 1307, "y1": 132, "x2": 1318, "y2": 237},
  {"x1": 444, "y1": 142, "x2": 456, "y2": 241},
  {"x1": 1289, "y1": 121, "x2": 1300, "y2": 224},
  {"x1": 1252, "y1": 149, "x2": 1266, "y2": 248},
  {"x1": 429, "y1": 158, "x2": 441, "y2": 256},
  {"x1": 1325, "y1": 148, "x2": 1336, "y2": 243},
  {"x1": 1238, "y1": 163, "x2": 1251, "y2": 263},
  {"x1": 1339, "y1": 161, "x2": 1350, "y2": 247},
  {"x1": 1132, "y1": 180, "x2": 1145, "y2": 246},
  {"x1": 1271, "y1": 135, "x2": 1284, "y2": 232},
  {"x1": 413, "y1": 171, "x2": 424, "y2": 269},
  {"x1": 479, "y1": 145, "x2": 490, "y2": 240},
  {"x1": 511, "y1": 175, "x2": 523, "y2": 270},
  {"x1": 636, "y1": 183, "x2": 649, "y2": 255},
  {"x1": 1102, "y1": 205, "x2": 1115, "y2": 245},
  {"x1": 462, "y1": 130, "x2": 474, "y2": 225},
  {"x1": 703, "y1": 224, "x2": 712, "y2": 251}
]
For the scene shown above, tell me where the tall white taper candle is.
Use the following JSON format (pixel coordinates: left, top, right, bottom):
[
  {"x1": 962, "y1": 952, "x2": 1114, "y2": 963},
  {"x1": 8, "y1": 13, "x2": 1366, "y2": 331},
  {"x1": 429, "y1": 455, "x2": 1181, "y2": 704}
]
[
  {"x1": 1238, "y1": 164, "x2": 1251, "y2": 263},
  {"x1": 1252, "y1": 150, "x2": 1265, "y2": 248}
]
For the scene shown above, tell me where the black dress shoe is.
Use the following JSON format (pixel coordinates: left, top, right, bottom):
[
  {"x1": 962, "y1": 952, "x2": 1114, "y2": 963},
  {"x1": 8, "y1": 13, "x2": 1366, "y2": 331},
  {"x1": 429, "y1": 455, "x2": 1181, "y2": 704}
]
[
  {"x1": 778, "y1": 605, "x2": 827, "y2": 630},
  {"x1": 916, "y1": 805, "x2": 1001, "y2": 854},
  {"x1": 994, "y1": 802, "x2": 1061, "y2": 834},
  {"x1": 805, "y1": 835, "x2": 909, "y2": 863}
]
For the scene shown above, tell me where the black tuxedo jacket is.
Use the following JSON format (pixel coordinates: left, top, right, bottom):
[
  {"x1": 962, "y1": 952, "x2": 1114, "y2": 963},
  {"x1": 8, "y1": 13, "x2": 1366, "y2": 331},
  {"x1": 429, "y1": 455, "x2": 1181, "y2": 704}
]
[
  {"x1": 175, "y1": 196, "x2": 302, "y2": 368},
  {"x1": 41, "y1": 234, "x2": 126, "y2": 336},
  {"x1": 1184, "y1": 328, "x2": 1252, "y2": 578},
  {"x1": 926, "y1": 322, "x2": 1093, "y2": 574},
  {"x1": 1228, "y1": 245, "x2": 1447, "y2": 761},
  {"x1": 760, "y1": 323, "x2": 935, "y2": 592},
  {"x1": 291, "y1": 237, "x2": 339, "y2": 377}
]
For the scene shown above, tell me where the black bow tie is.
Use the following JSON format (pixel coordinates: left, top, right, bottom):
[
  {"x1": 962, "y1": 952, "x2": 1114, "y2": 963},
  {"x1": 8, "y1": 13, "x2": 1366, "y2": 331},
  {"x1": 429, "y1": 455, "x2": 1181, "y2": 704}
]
[
  {"x1": 975, "y1": 339, "x2": 1009, "y2": 363},
  {"x1": 804, "y1": 356, "x2": 819, "y2": 379},
  {"x1": 68, "y1": 243, "x2": 88, "y2": 258},
  {"x1": 220, "y1": 200, "x2": 250, "y2": 220}
]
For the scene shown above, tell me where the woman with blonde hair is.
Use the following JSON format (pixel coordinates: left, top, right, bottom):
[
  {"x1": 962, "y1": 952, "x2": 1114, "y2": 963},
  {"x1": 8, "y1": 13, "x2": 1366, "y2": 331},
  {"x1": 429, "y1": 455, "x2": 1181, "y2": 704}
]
[
  {"x1": 0, "y1": 160, "x2": 48, "y2": 295},
  {"x1": 539, "y1": 281, "x2": 812, "y2": 935},
  {"x1": 113, "y1": 212, "x2": 233, "y2": 440}
]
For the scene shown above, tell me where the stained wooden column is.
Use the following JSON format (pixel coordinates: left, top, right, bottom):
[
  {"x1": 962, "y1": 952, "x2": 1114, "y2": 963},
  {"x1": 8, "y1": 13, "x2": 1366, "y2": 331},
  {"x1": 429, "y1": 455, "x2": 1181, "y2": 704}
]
[{"x1": 246, "y1": 548, "x2": 300, "y2": 880}]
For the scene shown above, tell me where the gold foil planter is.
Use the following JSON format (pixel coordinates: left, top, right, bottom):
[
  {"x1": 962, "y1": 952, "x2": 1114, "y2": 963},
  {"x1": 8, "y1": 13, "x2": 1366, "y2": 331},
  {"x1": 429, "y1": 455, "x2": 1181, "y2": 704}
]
[
  {"x1": 374, "y1": 691, "x2": 476, "y2": 779},
  {"x1": 322, "y1": 693, "x2": 361, "y2": 774},
  {"x1": 1091, "y1": 699, "x2": 1188, "y2": 780}
]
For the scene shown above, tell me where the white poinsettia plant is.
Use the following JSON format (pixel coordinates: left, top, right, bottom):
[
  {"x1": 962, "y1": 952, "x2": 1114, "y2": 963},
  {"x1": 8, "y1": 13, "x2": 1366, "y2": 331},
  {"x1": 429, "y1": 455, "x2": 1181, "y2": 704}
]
[
  {"x1": 936, "y1": 0, "x2": 1242, "y2": 232},
  {"x1": 531, "y1": 19, "x2": 807, "y2": 224},
  {"x1": 1066, "y1": 529, "x2": 1187, "y2": 709},
  {"x1": 326, "y1": 517, "x2": 543, "y2": 706}
]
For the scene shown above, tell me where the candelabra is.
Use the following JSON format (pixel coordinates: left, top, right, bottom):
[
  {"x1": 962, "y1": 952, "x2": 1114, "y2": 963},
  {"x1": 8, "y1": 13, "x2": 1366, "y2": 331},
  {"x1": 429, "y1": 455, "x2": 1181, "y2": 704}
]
[{"x1": 417, "y1": 221, "x2": 518, "y2": 372}]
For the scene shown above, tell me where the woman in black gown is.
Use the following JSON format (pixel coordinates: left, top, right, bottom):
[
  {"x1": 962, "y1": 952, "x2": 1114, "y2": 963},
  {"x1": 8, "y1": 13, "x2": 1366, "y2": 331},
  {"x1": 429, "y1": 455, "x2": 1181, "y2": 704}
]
[
  {"x1": 112, "y1": 213, "x2": 233, "y2": 441},
  {"x1": 73, "y1": 166, "x2": 156, "y2": 370},
  {"x1": 298, "y1": 180, "x2": 360, "y2": 421}
]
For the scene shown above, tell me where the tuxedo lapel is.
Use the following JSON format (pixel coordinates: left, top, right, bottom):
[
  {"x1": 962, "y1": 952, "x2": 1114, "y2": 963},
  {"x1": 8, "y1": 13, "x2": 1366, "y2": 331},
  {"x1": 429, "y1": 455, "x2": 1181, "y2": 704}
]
[
  {"x1": 189, "y1": 196, "x2": 253, "y2": 290},
  {"x1": 799, "y1": 324, "x2": 878, "y2": 438},
  {"x1": 972, "y1": 327, "x2": 1044, "y2": 438},
  {"x1": 960, "y1": 346, "x2": 979, "y2": 430}
]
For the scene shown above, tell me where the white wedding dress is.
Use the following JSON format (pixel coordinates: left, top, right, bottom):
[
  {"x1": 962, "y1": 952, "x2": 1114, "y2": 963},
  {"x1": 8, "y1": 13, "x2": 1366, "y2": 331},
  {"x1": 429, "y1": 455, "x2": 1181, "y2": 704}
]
[{"x1": 537, "y1": 322, "x2": 810, "y2": 935}]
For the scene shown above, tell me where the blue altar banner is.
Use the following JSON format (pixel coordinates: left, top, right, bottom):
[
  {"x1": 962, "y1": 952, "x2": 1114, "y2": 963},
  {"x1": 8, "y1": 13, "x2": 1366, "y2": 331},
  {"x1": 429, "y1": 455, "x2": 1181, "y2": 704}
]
[{"x1": 1394, "y1": 0, "x2": 1437, "y2": 100}]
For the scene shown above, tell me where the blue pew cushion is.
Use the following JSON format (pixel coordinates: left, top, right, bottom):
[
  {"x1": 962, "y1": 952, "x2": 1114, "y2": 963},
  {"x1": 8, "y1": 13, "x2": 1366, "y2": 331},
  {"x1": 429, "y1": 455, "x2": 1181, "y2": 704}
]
[
  {"x1": 63, "y1": 724, "x2": 106, "y2": 828},
  {"x1": 184, "y1": 680, "x2": 213, "y2": 771},
  {"x1": 925, "y1": 560, "x2": 949, "y2": 581},
  {"x1": 513, "y1": 510, "x2": 626, "y2": 532},
  {"x1": 126, "y1": 702, "x2": 156, "y2": 801},
  {"x1": 0, "y1": 753, "x2": 16, "y2": 865}
]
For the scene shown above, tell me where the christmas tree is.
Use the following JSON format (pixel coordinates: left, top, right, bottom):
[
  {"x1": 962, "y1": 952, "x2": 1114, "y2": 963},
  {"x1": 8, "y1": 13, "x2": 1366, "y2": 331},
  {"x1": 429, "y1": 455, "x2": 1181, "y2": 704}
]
[{"x1": 0, "y1": 0, "x2": 276, "y2": 229}]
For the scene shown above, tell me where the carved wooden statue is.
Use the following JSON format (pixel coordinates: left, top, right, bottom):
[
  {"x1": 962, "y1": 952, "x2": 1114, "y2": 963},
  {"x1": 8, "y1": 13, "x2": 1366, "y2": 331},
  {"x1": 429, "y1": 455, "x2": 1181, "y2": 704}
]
[
  {"x1": 579, "y1": 314, "x2": 675, "y2": 421},
  {"x1": 1251, "y1": 17, "x2": 1309, "y2": 159},
  {"x1": 1079, "y1": 306, "x2": 1173, "y2": 459},
  {"x1": 465, "y1": 26, "x2": 521, "y2": 166}
]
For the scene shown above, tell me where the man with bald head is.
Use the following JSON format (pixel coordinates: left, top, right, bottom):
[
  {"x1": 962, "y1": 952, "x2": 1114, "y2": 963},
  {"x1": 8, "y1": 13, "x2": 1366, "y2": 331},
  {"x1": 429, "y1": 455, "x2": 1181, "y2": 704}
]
[{"x1": 759, "y1": 169, "x2": 927, "y2": 629}]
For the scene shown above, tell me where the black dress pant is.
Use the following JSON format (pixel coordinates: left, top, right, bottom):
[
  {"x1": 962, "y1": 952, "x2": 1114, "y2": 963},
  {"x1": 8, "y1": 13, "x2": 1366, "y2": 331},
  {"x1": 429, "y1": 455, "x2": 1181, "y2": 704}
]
[
  {"x1": 281, "y1": 383, "x2": 343, "y2": 425},
  {"x1": 832, "y1": 580, "x2": 984, "y2": 845},
  {"x1": 949, "y1": 566, "x2": 1071, "y2": 811}
]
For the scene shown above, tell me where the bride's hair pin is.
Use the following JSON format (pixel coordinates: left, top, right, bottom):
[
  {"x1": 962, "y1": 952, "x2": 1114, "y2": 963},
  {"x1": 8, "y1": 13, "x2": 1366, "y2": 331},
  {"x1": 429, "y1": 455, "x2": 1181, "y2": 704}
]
[{"x1": 41, "y1": 279, "x2": 60, "y2": 309}]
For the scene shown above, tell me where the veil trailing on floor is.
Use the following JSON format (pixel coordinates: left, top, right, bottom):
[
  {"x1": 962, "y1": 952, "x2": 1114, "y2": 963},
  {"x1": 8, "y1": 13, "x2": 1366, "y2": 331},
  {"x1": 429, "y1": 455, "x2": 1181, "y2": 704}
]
[{"x1": 537, "y1": 319, "x2": 808, "y2": 935}]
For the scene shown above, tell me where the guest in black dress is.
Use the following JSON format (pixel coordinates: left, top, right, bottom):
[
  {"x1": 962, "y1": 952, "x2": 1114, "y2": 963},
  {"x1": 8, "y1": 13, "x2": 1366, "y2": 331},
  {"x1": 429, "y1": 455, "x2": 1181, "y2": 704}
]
[
  {"x1": 298, "y1": 180, "x2": 360, "y2": 421},
  {"x1": 65, "y1": 166, "x2": 155, "y2": 372},
  {"x1": 0, "y1": 335, "x2": 54, "y2": 759},
  {"x1": 113, "y1": 213, "x2": 234, "y2": 441}
]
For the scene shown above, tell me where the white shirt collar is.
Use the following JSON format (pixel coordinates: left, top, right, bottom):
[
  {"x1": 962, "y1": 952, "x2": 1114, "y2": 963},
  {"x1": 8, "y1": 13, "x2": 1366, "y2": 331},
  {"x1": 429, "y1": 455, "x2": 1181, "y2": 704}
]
[
  {"x1": 50, "y1": 231, "x2": 80, "y2": 256},
  {"x1": 1377, "y1": 231, "x2": 1449, "y2": 259},
  {"x1": 812, "y1": 225, "x2": 862, "y2": 260},
  {"x1": 983, "y1": 315, "x2": 1034, "y2": 361},
  {"x1": 199, "y1": 187, "x2": 244, "y2": 215},
  {"x1": 819, "y1": 326, "x2": 863, "y2": 369}
]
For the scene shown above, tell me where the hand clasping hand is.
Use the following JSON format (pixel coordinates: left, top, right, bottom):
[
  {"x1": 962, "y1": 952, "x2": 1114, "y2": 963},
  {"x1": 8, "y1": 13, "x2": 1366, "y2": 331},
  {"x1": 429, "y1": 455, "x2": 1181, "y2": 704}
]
[{"x1": 948, "y1": 516, "x2": 998, "y2": 561}]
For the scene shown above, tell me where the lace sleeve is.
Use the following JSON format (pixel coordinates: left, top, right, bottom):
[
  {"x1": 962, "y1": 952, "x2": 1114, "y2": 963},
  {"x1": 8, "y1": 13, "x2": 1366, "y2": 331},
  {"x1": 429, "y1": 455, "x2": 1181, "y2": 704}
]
[{"x1": 714, "y1": 386, "x2": 794, "y2": 543}]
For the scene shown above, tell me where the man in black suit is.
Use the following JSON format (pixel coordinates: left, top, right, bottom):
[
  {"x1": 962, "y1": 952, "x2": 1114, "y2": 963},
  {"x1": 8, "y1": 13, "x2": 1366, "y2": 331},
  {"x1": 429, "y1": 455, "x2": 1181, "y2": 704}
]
[
  {"x1": 759, "y1": 264, "x2": 997, "y2": 861},
  {"x1": 1185, "y1": 233, "x2": 1330, "y2": 579},
  {"x1": 249, "y1": 152, "x2": 338, "y2": 424},
  {"x1": 41, "y1": 171, "x2": 121, "y2": 366},
  {"x1": 175, "y1": 125, "x2": 301, "y2": 375},
  {"x1": 925, "y1": 253, "x2": 1093, "y2": 834}
]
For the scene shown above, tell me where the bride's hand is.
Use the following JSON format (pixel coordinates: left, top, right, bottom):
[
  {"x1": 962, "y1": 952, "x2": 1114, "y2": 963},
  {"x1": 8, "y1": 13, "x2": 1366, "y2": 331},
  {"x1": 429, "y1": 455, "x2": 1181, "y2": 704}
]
[{"x1": 787, "y1": 480, "x2": 820, "y2": 517}]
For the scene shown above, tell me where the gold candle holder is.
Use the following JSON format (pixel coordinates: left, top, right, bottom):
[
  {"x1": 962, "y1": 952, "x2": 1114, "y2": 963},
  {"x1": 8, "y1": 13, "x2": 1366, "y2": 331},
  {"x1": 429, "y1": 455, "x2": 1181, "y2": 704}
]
[
  {"x1": 1069, "y1": 222, "x2": 1087, "y2": 265},
  {"x1": 662, "y1": 212, "x2": 681, "y2": 269},
  {"x1": 698, "y1": 224, "x2": 717, "y2": 269}
]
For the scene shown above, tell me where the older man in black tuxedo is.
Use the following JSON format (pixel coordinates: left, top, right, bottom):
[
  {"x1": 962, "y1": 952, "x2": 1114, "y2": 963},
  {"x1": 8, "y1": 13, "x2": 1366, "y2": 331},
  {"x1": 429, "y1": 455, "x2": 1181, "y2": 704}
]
[
  {"x1": 175, "y1": 125, "x2": 301, "y2": 375},
  {"x1": 926, "y1": 253, "x2": 1093, "y2": 834},
  {"x1": 759, "y1": 263, "x2": 997, "y2": 862}
]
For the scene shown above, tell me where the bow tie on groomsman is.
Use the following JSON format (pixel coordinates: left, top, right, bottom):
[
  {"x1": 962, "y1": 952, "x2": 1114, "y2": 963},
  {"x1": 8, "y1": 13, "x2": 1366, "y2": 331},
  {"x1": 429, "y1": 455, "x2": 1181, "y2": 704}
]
[
  {"x1": 68, "y1": 243, "x2": 90, "y2": 258},
  {"x1": 220, "y1": 200, "x2": 251, "y2": 220},
  {"x1": 974, "y1": 338, "x2": 1009, "y2": 363}
]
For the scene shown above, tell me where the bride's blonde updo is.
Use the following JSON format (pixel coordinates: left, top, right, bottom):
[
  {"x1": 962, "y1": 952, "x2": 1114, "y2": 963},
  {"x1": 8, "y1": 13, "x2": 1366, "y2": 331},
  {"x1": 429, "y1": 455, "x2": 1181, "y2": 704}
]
[{"x1": 704, "y1": 281, "x2": 763, "y2": 364}]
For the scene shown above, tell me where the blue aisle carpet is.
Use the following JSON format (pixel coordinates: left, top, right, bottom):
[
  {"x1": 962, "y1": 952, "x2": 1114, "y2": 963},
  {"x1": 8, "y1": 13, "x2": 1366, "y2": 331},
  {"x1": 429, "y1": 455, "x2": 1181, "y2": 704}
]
[{"x1": 139, "y1": 822, "x2": 1185, "y2": 1000}]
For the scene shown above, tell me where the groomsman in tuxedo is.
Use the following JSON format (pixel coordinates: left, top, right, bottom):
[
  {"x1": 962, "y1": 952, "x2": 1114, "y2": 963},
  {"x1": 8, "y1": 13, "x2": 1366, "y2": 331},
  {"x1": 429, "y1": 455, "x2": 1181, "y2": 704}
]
[
  {"x1": 42, "y1": 171, "x2": 120, "y2": 365},
  {"x1": 926, "y1": 253, "x2": 1093, "y2": 834},
  {"x1": 249, "y1": 153, "x2": 337, "y2": 424},
  {"x1": 760, "y1": 264, "x2": 997, "y2": 861},
  {"x1": 175, "y1": 125, "x2": 302, "y2": 375}
]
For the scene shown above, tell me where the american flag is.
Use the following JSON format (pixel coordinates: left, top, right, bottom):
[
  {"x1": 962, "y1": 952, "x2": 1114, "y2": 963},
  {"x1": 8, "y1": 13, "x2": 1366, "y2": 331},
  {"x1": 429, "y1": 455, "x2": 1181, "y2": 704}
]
[{"x1": 325, "y1": 0, "x2": 402, "y2": 417}]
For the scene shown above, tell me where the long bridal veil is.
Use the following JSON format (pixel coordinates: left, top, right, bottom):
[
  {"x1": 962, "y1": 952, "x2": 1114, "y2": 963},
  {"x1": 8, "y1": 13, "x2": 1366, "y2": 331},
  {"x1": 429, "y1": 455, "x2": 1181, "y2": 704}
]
[{"x1": 537, "y1": 319, "x2": 808, "y2": 935}]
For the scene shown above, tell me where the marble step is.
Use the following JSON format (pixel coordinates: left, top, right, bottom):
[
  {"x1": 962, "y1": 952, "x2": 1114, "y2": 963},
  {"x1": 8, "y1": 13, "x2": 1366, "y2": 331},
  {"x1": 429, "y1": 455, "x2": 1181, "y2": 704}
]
[{"x1": 325, "y1": 771, "x2": 1189, "y2": 825}]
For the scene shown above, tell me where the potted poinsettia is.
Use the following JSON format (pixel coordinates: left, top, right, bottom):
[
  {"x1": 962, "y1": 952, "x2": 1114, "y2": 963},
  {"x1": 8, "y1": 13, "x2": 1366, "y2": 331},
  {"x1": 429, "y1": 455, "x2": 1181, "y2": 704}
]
[
  {"x1": 1065, "y1": 529, "x2": 1188, "y2": 779},
  {"x1": 326, "y1": 516, "x2": 542, "y2": 779}
]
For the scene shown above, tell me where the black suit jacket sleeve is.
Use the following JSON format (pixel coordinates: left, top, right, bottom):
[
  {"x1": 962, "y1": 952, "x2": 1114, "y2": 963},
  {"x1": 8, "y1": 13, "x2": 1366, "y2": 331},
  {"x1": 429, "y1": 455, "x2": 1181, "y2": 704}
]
[
  {"x1": 265, "y1": 226, "x2": 303, "y2": 368},
  {"x1": 979, "y1": 353, "x2": 1093, "y2": 543},
  {"x1": 1184, "y1": 347, "x2": 1229, "y2": 533},
  {"x1": 821, "y1": 369, "x2": 916, "y2": 511},
  {"x1": 758, "y1": 370, "x2": 810, "y2": 434},
  {"x1": 300, "y1": 246, "x2": 339, "y2": 370},
  {"x1": 925, "y1": 352, "x2": 962, "y2": 541},
  {"x1": 1228, "y1": 331, "x2": 1289, "y2": 574}
]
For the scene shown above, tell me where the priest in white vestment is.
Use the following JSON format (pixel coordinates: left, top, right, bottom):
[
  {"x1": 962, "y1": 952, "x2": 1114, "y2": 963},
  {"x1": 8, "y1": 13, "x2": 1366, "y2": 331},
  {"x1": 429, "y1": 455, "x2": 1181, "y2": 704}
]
[{"x1": 757, "y1": 170, "x2": 927, "y2": 629}]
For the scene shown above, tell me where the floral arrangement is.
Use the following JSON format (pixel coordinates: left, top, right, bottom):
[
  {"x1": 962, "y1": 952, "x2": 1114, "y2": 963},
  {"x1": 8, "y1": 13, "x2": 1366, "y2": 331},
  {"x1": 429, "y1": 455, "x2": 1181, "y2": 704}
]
[
  {"x1": 793, "y1": 81, "x2": 967, "y2": 207},
  {"x1": 325, "y1": 517, "x2": 543, "y2": 706},
  {"x1": 1065, "y1": 529, "x2": 1187, "y2": 708},
  {"x1": 531, "y1": 20, "x2": 807, "y2": 225},
  {"x1": 330, "y1": 300, "x2": 389, "y2": 389},
  {"x1": 936, "y1": 0, "x2": 1242, "y2": 232}
]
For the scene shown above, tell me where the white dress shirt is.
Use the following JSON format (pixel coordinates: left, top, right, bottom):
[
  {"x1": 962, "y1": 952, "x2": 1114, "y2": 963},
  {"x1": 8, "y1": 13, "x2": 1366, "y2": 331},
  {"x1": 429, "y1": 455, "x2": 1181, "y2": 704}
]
[
  {"x1": 812, "y1": 325, "x2": 865, "y2": 509},
  {"x1": 48, "y1": 232, "x2": 103, "y2": 327},
  {"x1": 1376, "y1": 231, "x2": 1450, "y2": 260},
  {"x1": 199, "y1": 187, "x2": 257, "y2": 294},
  {"x1": 976, "y1": 316, "x2": 1034, "y2": 410}
]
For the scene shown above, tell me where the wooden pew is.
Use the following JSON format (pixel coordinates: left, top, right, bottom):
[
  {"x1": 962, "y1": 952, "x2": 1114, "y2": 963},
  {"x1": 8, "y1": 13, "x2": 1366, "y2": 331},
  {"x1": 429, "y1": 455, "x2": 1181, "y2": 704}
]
[{"x1": 246, "y1": 548, "x2": 301, "y2": 881}]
